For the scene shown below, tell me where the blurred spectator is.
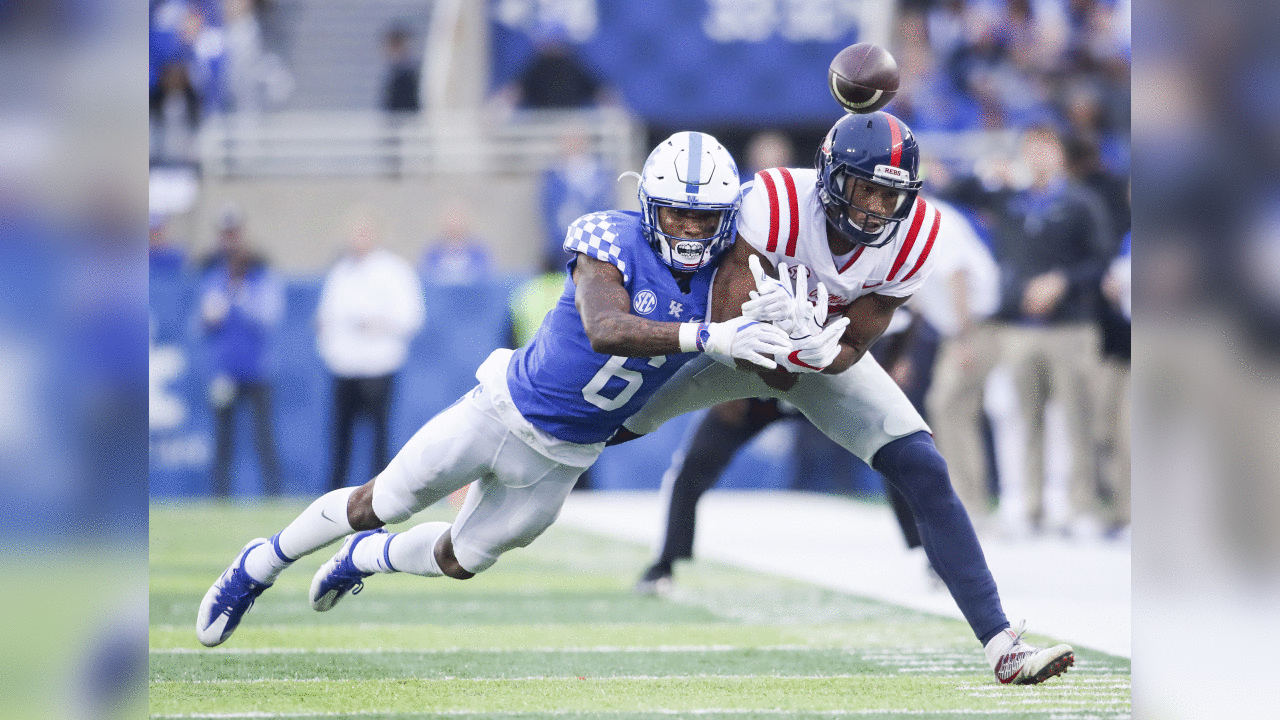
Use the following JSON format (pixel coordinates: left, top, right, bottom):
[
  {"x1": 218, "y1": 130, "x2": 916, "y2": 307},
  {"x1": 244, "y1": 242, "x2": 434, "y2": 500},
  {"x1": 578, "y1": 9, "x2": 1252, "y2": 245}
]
[
  {"x1": 222, "y1": 0, "x2": 263, "y2": 112},
  {"x1": 506, "y1": 255, "x2": 567, "y2": 350},
  {"x1": 150, "y1": 0, "x2": 228, "y2": 114},
  {"x1": 742, "y1": 131, "x2": 795, "y2": 176},
  {"x1": 317, "y1": 207, "x2": 426, "y2": 491},
  {"x1": 539, "y1": 130, "x2": 613, "y2": 268},
  {"x1": 148, "y1": 213, "x2": 186, "y2": 273},
  {"x1": 492, "y1": 26, "x2": 617, "y2": 114},
  {"x1": 989, "y1": 124, "x2": 1115, "y2": 537},
  {"x1": 1065, "y1": 133, "x2": 1130, "y2": 240},
  {"x1": 1062, "y1": 79, "x2": 1129, "y2": 174},
  {"x1": 893, "y1": 30, "x2": 984, "y2": 132},
  {"x1": 418, "y1": 200, "x2": 494, "y2": 285},
  {"x1": 1098, "y1": 230, "x2": 1130, "y2": 538},
  {"x1": 149, "y1": 61, "x2": 201, "y2": 166},
  {"x1": 381, "y1": 22, "x2": 420, "y2": 113},
  {"x1": 946, "y1": 0, "x2": 1057, "y2": 129},
  {"x1": 916, "y1": 197, "x2": 1003, "y2": 531},
  {"x1": 197, "y1": 205, "x2": 285, "y2": 498},
  {"x1": 1067, "y1": 137, "x2": 1129, "y2": 540}
]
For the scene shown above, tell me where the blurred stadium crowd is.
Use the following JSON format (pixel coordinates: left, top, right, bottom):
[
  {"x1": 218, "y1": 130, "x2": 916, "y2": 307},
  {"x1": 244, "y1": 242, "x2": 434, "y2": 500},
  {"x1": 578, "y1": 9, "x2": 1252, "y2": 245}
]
[{"x1": 147, "y1": 0, "x2": 1132, "y2": 544}]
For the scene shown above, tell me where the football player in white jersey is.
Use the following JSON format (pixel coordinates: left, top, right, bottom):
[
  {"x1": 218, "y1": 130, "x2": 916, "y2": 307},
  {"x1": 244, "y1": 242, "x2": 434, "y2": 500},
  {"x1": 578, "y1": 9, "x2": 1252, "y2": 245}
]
[
  {"x1": 194, "y1": 132, "x2": 791, "y2": 649},
  {"x1": 616, "y1": 112, "x2": 1074, "y2": 685}
]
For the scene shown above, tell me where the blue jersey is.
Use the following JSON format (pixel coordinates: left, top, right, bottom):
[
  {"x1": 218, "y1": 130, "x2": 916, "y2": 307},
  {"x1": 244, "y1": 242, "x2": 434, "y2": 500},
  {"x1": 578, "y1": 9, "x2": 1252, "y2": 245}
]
[{"x1": 507, "y1": 210, "x2": 715, "y2": 444}]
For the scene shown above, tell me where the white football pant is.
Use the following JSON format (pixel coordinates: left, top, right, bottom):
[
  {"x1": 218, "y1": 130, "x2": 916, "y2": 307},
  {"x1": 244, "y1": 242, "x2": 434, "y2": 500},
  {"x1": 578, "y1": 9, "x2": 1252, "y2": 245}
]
[
  {"x1": 371, "y1": 384, "x2": 586, "y2": 574},
  {"x1": 623, "y1": 352, "x2": 928, "y2": 463}
]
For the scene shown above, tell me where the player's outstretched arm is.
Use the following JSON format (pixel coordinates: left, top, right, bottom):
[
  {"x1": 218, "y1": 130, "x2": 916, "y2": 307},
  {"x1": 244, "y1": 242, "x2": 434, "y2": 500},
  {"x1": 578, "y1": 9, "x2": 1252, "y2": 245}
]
[
  {"x1": 574, "y1": 252, "x2": 790, "y2": 368},
  {"x1": 574, "y1": 254, "x2": 684, "y2": 357},
  {"x1": 822, "y1": 291, "x2": 910, "y2": 374}
]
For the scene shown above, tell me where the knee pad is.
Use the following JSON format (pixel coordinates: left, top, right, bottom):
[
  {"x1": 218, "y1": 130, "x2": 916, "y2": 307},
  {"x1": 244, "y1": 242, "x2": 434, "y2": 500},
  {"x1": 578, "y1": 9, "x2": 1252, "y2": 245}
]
[{"x1": 370, "y1": 477, "x2": 415, "y2": 525}]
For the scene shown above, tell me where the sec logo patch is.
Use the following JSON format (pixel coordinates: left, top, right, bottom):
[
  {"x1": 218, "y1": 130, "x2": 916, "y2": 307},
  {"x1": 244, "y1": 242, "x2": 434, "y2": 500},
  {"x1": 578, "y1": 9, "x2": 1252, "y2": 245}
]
[{"x1": 632, "y1": 289, "x2": 658, "y2": 315}]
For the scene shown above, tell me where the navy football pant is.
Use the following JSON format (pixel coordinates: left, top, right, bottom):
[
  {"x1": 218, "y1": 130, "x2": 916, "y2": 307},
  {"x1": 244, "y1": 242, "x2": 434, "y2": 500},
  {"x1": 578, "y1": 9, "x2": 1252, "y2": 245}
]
[{"x1": 872, "y1": 430, "x2": 1008, "y2": 644}]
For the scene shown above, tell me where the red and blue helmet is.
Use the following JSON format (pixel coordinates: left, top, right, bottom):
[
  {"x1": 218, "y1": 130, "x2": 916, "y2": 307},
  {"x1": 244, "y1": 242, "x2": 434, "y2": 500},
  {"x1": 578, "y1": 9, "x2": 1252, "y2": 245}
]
[{"x1": 815, "y1": 111, "x2": 923, "y2": 248}]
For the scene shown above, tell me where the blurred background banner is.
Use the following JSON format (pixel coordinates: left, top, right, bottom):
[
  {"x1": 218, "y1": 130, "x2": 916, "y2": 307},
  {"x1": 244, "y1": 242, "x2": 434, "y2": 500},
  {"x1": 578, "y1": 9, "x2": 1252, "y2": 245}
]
[{"x1": 489, "y1": 0, "x2": 894, "y2": 127}]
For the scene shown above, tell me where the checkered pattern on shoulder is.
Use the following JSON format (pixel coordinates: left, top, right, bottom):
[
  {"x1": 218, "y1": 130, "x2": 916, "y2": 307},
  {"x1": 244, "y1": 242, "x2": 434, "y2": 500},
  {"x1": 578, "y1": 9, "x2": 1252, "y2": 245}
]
[{"x1": 564, "y1": 212, "x2": 629, "y2": 283}]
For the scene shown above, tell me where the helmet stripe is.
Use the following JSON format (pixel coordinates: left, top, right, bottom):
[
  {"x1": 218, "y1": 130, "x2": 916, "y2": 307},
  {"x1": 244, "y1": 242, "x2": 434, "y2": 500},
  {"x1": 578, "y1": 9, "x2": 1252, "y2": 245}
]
[
  {"x1": 901, "y1": 203, "x2": 941, "y2": 282},
  {"x1": 685, "y1": 132, "x2": 703, "y2": 193},
  {"x1": 779, "y1": 168, "x2": 800, "y2": 257},
  {"x1": 887, "y1": 197, "x2": 926, "y2": 280},
  {"x1": 760, "y1": 170, "x2": 781, "y2": 252},
  {"x1": 886, "y1": 114, "x2": 903, "y2": 168}
]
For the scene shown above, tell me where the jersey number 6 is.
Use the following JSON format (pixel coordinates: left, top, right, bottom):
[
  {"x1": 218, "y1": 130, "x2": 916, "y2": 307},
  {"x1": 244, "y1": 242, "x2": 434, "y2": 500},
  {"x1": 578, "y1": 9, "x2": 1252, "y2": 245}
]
[{"x1": 581, "y1": 355, "x2": 667, "y2": 411}]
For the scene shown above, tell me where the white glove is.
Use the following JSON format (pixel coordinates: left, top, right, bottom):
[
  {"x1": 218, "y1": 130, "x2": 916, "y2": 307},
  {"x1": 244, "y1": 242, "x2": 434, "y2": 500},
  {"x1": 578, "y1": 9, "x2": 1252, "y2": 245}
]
[
  {"x1": 741, "y1": 255, "x2": 798, "y2": 329},
  {"x1": 785, "y1": 263, "x2": 831, "y2": 339},
  {"x1": 773, "y1": 316, "x2": 850, "y2": 373},
  {"x1": 699, "y1": 316, "x2": 792, "y2": 370}
]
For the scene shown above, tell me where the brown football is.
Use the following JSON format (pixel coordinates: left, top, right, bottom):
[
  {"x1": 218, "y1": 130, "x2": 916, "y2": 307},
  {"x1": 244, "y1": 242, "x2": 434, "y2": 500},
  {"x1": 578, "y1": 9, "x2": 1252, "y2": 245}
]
[{"x1": 828, "y1": 43, "x2": 899, "y2": 114}]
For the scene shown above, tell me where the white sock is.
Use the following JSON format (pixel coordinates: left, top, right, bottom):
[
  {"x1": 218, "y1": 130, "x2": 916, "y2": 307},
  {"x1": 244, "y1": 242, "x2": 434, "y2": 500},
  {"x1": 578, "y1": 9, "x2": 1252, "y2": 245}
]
[
  {"x1": 243, "y1": 488, "x2": 356, "y2": 583},
  {"x1": 384, "y1": 521, "x2": 452, "y2": 577},
  {"x1": 351, "y1": 532, "x2": 395, "y2": 574}
]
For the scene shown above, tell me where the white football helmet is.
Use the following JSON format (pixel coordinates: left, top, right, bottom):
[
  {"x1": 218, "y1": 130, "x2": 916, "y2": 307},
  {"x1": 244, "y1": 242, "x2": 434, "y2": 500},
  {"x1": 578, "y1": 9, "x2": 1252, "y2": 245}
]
[{"x1": 634, "y1": 132, "x2": 741, "y2": 272}]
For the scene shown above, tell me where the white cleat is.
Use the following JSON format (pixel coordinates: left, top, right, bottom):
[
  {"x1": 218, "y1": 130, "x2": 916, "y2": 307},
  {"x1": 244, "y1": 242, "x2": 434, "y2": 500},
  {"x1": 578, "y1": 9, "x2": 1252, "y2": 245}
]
[{"x1": 990, "y1": 623, "x2": 1075, "y2": 685}]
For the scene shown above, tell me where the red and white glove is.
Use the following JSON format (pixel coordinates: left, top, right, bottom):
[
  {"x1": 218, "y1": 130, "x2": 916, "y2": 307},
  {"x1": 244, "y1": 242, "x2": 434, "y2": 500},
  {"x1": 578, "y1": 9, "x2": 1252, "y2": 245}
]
[
  {"x1": 774, "y1": 316, "x2": 850, "y2": 373},
  {"x1": 680, "y1": 316, "x2": 792, "y2": 370},
  {"x1": 773, "y1": 263, "x2": 850, "y2": 373}
]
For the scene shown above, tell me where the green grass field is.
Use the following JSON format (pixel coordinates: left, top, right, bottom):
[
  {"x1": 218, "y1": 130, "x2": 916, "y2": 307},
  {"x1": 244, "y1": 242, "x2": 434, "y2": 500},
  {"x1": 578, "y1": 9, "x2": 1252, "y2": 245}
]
[{"x1": 150, "y1": 500, "x2": 1130, "y2": 719}]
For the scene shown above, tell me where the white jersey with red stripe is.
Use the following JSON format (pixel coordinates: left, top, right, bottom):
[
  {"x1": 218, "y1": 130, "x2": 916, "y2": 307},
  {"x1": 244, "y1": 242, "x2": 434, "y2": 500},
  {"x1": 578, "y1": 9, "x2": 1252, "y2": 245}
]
[{"x1": 737, "y1": 167, "x2": 943, "y2": 318}]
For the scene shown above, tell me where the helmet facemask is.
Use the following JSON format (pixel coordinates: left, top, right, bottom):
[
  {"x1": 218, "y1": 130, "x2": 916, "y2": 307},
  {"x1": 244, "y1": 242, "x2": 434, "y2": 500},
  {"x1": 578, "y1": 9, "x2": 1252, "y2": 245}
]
[
  {"x1": 822, "y1": 167, "x2": 914, "y2": 248},
  {"x1": 634, "y1": 132, "x2": 742, "y2": 273},
  {"x1": 642, "y1": 196, "x2": 738, "y2": 273},
  {"x1": 815, "y1": 112, "x2": 923, "y2": 248}
]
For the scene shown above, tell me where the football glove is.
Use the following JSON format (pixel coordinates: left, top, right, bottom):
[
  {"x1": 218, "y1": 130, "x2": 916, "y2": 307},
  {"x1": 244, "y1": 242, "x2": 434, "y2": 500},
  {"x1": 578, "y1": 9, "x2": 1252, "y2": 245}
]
[
  {"x1": 773, "y1": 316, "x2": 850, "y2": 373},
  {"x1": 699, "y1": 316, "x2": 792, "y2": 370},
  {"x1": 742, "y1": 255, "x2": 799, "y2": 330},
  {"x1": 786, "y1": 263, "x2": 832, "y2": 339}
]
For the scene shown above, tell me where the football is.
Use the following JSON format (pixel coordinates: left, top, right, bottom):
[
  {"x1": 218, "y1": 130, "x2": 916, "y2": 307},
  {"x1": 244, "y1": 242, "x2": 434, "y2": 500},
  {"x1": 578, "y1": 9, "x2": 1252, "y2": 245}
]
[{"x1": 828, "y1": 43, "x2": 899, "y2": 114}]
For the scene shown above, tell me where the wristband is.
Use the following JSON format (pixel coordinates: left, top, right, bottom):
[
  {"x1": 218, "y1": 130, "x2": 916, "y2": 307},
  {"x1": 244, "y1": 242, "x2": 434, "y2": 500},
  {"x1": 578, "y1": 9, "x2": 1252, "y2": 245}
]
[{"x1": 678, "y1": 322, "x2": 700, "y2": 353}]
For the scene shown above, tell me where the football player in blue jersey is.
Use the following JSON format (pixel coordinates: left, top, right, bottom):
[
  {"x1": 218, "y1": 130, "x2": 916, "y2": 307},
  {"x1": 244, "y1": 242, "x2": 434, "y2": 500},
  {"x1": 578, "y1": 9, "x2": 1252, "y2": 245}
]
[{"x1": 195, "y1": 132, "x2": 792, "y2": 648}]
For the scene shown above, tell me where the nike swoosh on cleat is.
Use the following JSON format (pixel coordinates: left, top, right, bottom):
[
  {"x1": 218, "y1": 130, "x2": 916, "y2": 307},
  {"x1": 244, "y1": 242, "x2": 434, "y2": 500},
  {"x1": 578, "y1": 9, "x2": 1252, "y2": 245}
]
[{"x1": 862, "y1": 281, "x2": 883, "y2": 289}]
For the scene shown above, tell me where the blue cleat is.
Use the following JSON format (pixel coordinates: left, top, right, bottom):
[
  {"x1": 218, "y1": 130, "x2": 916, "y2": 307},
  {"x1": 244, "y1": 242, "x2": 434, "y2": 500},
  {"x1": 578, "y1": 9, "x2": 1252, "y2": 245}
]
[
  {"x1": 196, "y1": 539, "x2": 272, "y2": 647},
  {"x1": 310, "y1": 529, "x2": 387, "y2": 612}
]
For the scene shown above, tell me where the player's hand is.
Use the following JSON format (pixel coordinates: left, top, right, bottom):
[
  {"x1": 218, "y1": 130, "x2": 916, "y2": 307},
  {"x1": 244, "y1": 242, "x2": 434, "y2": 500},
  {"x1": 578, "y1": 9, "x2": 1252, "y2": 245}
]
[
  {"x1": 742, "y1": 255, "x2": 798, "y2": 328},
  {"x1": 787, "y1": 266, "x2": 831, "y2": 339},
  {"x1": 702, "y1": 316, "x2": 792, "y2": 370},
  {"x1": 773, "y1": 316, "x2": 849, "y2": 373}
]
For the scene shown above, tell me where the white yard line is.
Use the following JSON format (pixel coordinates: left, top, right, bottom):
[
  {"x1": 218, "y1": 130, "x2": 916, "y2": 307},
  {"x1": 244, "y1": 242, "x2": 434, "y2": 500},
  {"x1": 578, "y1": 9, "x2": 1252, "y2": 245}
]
[
  {"x1": 150, "y1": 644, "x2": 815, "y2": 654},
  {"x1": 151, "y1": 711, "x2": 1126, "y2": 719}
]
